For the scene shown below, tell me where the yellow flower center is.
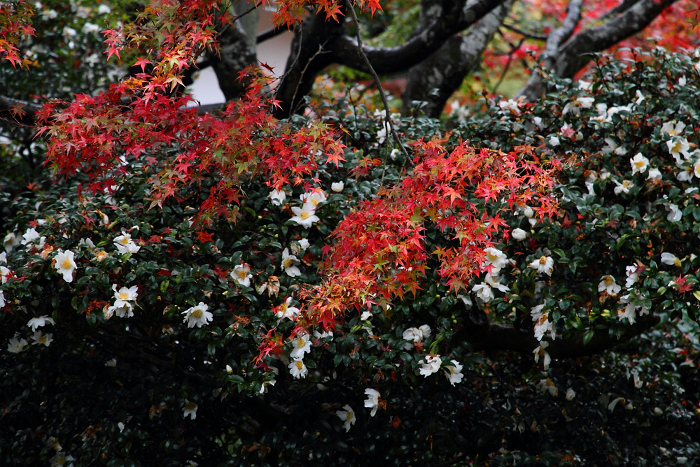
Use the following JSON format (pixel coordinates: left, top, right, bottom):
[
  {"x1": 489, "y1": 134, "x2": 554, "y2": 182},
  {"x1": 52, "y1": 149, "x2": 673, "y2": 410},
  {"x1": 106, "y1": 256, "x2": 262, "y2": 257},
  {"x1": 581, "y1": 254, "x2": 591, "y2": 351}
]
[
  {"x1": 675, "y1": 258, "x2": 682, "y2": 267},
  {"x1": 237, "y1": 270, "x2": 248, "y2": 279},
  {"x1": 539, "y1": 256, "x2": 547, "y2": 265},
  {"x1": 634, "y1": 160, "x2": 645, "y2": 168},
  {"x1": 300, "y1": 211, "x2": 310, "y2": 220},
  {"x1": 38, "y1": 336, "x2": 47, "y2": 344},
  {"x1": 346, "y1": 412, "x2": 354, "y2": 421},
  {"x1": 279, "y1": 303, "x2": 288, "y2": 312},
  {"x1": 283, "y1": 258, "x2": 293, "y2": 268},
  {"x1": 120, "y1": 238, "x2": 130, "y2": 245},
  {"x1": 604, "y1": 276, "x2": 613, "y2": 286},
  {"x1": 118, "y1": 292, "x2": 130, "y2": 300},
  {"x1": 622, "y1": 180, "x2": 632, "y2": 188},
  {"x1": 297, "y1": 338, "x2": 305, "y2": 347},
  {"x1": 487, "y1": 252, "x2": 498, "y2": 261},
  {"x1": 671, "y1": 141, "x2": 681, "y2": 152},
  {"x1": 192, "y1": 308, "x2": 202, "y2": 319},
  {"x1": 62, "y1": 259, "x2": 73, "y2": 269},
  {"x1": 295, "y1": 361, "x2": 304, "y2": 370}
]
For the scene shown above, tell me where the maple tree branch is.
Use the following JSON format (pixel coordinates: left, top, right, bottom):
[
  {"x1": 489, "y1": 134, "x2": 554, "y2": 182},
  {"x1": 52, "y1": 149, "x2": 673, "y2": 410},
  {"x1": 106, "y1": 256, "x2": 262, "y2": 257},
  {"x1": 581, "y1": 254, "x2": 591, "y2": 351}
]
[
  {"x1": 516, "y1": 0, "x2": 582, "y2": 100},
  {"x1": 333, "y1": 0, "x2": 507, "y2": 74},
  {"x1": 344, "y1": 0, "x2": 409, "y2": 159},
  {"x1": 0, "y1": 95, "x2": 40, "y2": 127},
  {"x1": 402, "y1": 0, "x2": 513, "y2": 117}
]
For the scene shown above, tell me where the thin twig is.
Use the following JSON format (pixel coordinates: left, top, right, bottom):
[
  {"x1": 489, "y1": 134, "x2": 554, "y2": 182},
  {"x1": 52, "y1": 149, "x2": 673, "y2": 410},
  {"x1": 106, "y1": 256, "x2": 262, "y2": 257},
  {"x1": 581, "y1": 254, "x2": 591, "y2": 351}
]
[
  {"x1": 492, "y1": 36, "x2": 526, "y2": 94},
  {"x1": 501, "y1": 22, "x2": 548, "y2": 41},
  {"x1": 231, "y1": 0, "x2": 263, "y2": 24},
  {"x1": 344, "y1": 0, "x2": 409, "y2": 160},
  {"x1": 289, "y1": 39, "x2": 329, "y2": 117}
]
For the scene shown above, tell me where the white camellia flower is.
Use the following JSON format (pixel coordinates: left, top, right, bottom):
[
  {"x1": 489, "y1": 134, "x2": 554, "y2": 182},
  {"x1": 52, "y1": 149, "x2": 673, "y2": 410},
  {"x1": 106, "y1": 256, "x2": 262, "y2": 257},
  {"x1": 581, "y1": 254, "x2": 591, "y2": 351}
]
[
  {"x1": 566, "y1": 388, "x2": 576, "y2": 401},
  {"x1": 290, "y1": 203, "x2": 320, "y2": 229},
  {"x1": 106, "y1": 284, "x2": 139, "y2": 318},
  {"x1": 97, "y1": 4, "x2": 111, "y2": 14},
  {"x1": 485, "y1": 273, "x2": 509, "y2": 293},
  {"x1": 499, "y1": 99, "x2": 521, "y2": 115},
  {"x1": 290, "y1": 333, "x2": 311, "y2": 360},
  {"x1": 288, "y1": 359, "x2": 308, "y2": 379},
  {"x1": 32, "y1": 330, "x2": 53, "y2": 347},
  {"x1": 113, "y1": 231, "x2": 141, "y2": 254},
  {"x1": 661, "y1": 121, "x2": 685, "y2": 136},
  {"x1": 631, "y1": 370, "x2": 643, "y2": 389},
  {"x1": 21, "y1": 228, "x2": 42, "y2": 245},
  {"x1": 4, "y1": 232, "x2": 20, "y2": 252},
  {"x1": 54, "y1": 250, "x2": 77, "y2": 283},
  {"x1": 666, "y1": 203, "x2": 682, "y2": 222},
  {"x1": 335, "y1": 404, "x2": 356, "y2": 432},
  {"x1": 661, "y1": 252, "x2": 681, "y2": 267},
  {"x1": 183, "y1": 400, "x2": 198, "y2": 420},
  {"x1": 281, "y1": 248, "x2": 301, "y2": 277},
  {"x1": 531, "y1": 304, "x2": 553, "y2": 341},
  {"x1": 529, "y1": 255, "x2": 554, "y2": 276},
  {"x1": 548, "y1": 136, "x2": 560, "y2": 147},
  {"x1": 268, "y1": 189, "x2": 286, "y2": 206},
  {"x1": 0, "y1": 265, "x2": 10, "y2": 284},
  {"x1": 402, "y1": 324, "x2": 431, "y2": 349},
  {"x1": 613, "y1": 179, "x2": 633, "y2": 195},
  {"x1": 667, "y1": 137, "x2": 691, "y2": 165},
  {"x1": 512, "y1": 228, "x2": 527, "y2": 241},
  {"x1": 0, "y1": 290, "x2": 5, "y2": 308},
  {"x1": 364, "y1": 388, "x2": 381, "y2": 416},
  {"x1": 331, "y1": 181, "x2": 344, "y2": 192},
  {"x1": 625, "y1": 265, "x2": 640, "y2": 288},
  {"x1": 299, "y1": 191, "x2": 327, "y2": 208},
  {"x1": 630, "y1": 153, "x2": 649, "y2": 175},
  {"x1": 182, "y1": 302, "x2": 213, "y2": 328},
  {"x1": 602, "y1": 138, "x2": 627, "y2": 155},
  {"x1": 276, "y1": 297, "x2": 300, "y2": 321},
  {"x1": 419, "y1": 354, "x2": 442, "y2": 377},
  {"x1": 647, "y1": 167, "x2": 662, "y2": 180},
  {"x1": 618, "y1": 294, "x2": 638, "y2": 324},
  {"x1": 82, "y1": 22, "x2": 100, "y2": 34},
  {"x1": 231, "y1": 263, "x2": 252, "y2": 287},
  {"x1": 472, "y1": 282, "x2": 494, "y2": 303},
  {"x1": 27, "y1": 316, "x2": 56, "y2": 332},
  {"x1": 7, "y1": 334, "x2": 28, "y2": 353},
  {"x1": 694, "y1": 157, "x2": 700, "y2": 179},
  {"x1": 533, "y1": 342, "x2": 552, "y2": 370},
  {"x1": 483, "y1": 247, "x2": 508, "y2": 275},
  {"x1": 445, "y1": 360, "x2": 464, "y2": 386},
  {"x1": 473, "y1": 273, "x2": 510, "y2": 302},
  {"x1": 598, "y1": 275, "x2": 621, "y2": 296}
]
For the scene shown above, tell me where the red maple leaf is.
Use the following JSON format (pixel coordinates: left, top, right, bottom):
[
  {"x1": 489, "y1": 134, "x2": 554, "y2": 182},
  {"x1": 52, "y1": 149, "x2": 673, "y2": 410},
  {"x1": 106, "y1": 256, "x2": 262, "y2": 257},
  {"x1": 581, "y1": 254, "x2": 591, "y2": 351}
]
[{"x1": 196, "y1": 231, "x2": 214, "y2": 243}]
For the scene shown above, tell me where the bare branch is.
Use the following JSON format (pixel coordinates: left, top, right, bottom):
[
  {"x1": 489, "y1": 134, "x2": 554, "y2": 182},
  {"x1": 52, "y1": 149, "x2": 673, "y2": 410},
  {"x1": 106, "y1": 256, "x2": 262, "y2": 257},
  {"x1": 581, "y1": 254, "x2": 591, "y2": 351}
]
[
  {"x1": 517, "y1": 0, "x2": 583, "y2": 100},
  {"x1": 500, "y1": 22, "x2": 548, "y2": 41},
  {"x1": 344, "y1": 0, "x2": 409, "y2": 159}
]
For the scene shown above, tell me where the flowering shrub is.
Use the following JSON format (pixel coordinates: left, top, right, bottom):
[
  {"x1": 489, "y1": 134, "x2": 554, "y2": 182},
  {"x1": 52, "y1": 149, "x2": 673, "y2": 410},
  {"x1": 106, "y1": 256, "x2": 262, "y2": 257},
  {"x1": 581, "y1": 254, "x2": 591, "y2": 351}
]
[{"x1": 2, "y1": 1, "x2": 700, "y2": 465}]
